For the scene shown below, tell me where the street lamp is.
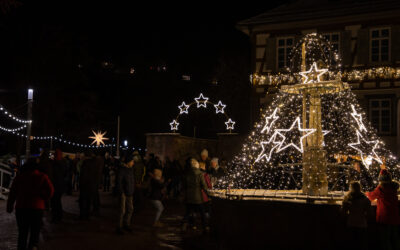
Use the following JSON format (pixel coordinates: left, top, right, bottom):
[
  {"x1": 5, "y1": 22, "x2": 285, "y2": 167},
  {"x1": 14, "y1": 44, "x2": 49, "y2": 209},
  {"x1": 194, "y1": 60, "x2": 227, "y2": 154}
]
[
  {"x1": 124, "y1": 140, "x2": 128, "y2": 147},
  {"x1": 25, "y1": 89, "x2": 33, "y2": 159}
]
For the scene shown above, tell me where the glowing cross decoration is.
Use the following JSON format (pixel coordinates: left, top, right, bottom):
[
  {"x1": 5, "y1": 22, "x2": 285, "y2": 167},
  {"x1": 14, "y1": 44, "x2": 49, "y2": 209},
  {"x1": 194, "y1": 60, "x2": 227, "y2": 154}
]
[
  {"x1": 261, "y1": 108, "x2": 279, "y2": 134},
  {"x1": 225, "y1": 118, "x2": 235, "y2": 130},
  {"x1": 170, "y1": 120, "x2": 179, "y2": 131},
  {"x1": 178, "y1": 102, "x2": 190, "y2": 114},
  {"x1": 274, "y1": 117, "x2": 316, "y2": 153},
  {"x1": 194, "y1": 93, "x2": 209, "y2": 108},
  {"x1": 89, "y1": 131, "x2": 109, "y2": 146},
  {"x1": 350, "y1": 105, "x2": 367, "y2": 132},
  {"x1": 214, "y1": 101, "x2": 226, "y2": 114},
  {"x1": 348, "y1": 130, "x2": 382, "y2": 169},
  {"x1": 299, "y1": 62, "x2": 328, "y2": 84},
  {"x1": 255, "y1": 133, "x2": 283, "y2": 163}
]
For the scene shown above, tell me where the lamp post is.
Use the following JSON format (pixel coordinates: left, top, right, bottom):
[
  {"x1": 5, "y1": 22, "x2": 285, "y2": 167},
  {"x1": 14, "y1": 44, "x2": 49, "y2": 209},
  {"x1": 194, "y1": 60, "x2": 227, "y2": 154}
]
[{"x1": 25, "y1": 89, "x2": 33, "y2": 159}]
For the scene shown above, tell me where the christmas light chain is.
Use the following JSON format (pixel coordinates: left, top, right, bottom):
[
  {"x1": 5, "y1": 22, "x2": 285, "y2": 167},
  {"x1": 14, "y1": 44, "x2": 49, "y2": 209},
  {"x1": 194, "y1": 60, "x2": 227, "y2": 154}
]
[
  {"x1": 0, "y1": 105, "x2": 32, "y2": 124},
  {"x1": 0, "y1": 124, "x2": 27, "y2": 132}
]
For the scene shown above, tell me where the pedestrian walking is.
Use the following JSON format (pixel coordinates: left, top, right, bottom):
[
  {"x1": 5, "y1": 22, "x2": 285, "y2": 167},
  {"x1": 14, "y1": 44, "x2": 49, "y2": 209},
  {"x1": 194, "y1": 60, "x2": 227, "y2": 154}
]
[
  {"x1": 149, "y1": 169, "x2": 166, "y2": 228},
  {"x1": 115, "y1": 155, "x2": 135, "y2": 235},
  {"x1": 366, "y1": 169, "x2": 400, "y2": 250},
  {"x1": 132, "y1": 151, "x2": 146, "y2": 211},
  {"x1": 7, "y1": 158, "x2": 54, "y2": 250},
  {"x1": 50, "y1": 149, "x2": 67, "y2": 222},
  {"x1": 199, "y1": 161, "x2": 212, "y2": 231}
]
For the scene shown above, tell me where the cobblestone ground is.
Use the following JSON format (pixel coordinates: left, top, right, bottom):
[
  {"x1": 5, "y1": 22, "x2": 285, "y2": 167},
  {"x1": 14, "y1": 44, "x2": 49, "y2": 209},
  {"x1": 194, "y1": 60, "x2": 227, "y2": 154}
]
[{"x1": 0, "y1": 192, "x2": 219, "y2": 250}]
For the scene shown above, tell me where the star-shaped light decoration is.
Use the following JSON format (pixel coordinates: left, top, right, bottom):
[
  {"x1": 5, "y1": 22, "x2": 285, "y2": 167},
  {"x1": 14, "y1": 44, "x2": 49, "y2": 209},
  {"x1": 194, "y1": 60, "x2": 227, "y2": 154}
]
[
  {"x1": 348, "y1": 130, "x2": 382, "y2": 169},
  {"x1": 194, "y1": 93, "x2": 209, "y2": 108},
  {"x1": 178, "y1": 101, "x2": 190, "y2": 114},
  {"x1": 274, "y1": 117, "x2": 316, "y2": 153},
  {"x1": 255, "y1": 133, "x2": 284, "y2": 163},
  {"x1": 89, "y1": 130, "x2": 109, "y2": 147},
  {"x1": 170, "y1": 120, "x2": 179, "y2": 131},
  {"x1": 261, "y1": 108, "x2": 279, "y2": 134},
  {"x1": 299, "y1": 62, "x2": 328, "y2": 84},
  {"x1": 350, "y1": 105, "x2": 367, "y2": 132},
  {"x1": 214, "y1": 101, "x2": 226, "y2": 114},
  {"x1": 321, "y1": 130, "x2": 330, "y2": 147},
  {"x1": 225, "y1": 118, "x2": 235, "y2": 130}
]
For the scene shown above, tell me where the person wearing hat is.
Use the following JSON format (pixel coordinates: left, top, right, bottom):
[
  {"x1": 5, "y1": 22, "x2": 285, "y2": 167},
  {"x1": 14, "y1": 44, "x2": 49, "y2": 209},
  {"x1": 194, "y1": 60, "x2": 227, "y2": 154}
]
[
  {"x1": 366, "y1": 169, "x2": 400, "y2": 249},
  {"x1": 115, "y1": 154, "x2": 135, "y2": 235},
  {"x1": 199, "y1": 149, "x2": 211, "y2": 173}
]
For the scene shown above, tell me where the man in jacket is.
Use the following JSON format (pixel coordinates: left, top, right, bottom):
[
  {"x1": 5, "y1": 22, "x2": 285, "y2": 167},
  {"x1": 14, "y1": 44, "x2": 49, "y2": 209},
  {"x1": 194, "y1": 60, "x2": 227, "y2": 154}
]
[
  {"x1": 116, "y1": 155, "x2": 135, "y2": 234},
  {"x1": 7, "y1": 158, "x2": 54, "y2": 250},
  {"x1": 366, "y1": 169, "x2": 400, "y2": 250},
  {"x1": 182, "y1": 158, "x2": 208, "y2": 232}
]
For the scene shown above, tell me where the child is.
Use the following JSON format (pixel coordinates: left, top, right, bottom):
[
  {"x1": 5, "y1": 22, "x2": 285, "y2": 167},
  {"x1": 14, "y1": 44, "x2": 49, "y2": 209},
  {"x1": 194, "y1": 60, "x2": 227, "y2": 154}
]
[{"x1": 342, "y1": 181, "x2": 371, "y2": 249}]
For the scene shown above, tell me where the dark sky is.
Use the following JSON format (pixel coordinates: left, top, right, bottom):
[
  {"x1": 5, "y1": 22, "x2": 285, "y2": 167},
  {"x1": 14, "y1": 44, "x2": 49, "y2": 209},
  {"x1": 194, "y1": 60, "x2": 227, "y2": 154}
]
[{"x1": 0, "y1": 0, "x2": 287, "y2": 153}]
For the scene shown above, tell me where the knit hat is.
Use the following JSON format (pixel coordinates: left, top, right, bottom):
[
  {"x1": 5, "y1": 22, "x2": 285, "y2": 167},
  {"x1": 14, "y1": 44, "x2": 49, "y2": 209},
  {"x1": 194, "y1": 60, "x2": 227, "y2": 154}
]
[
  {"x1": 200, "y1": 149, "x2": 208, "y2": 157},
  {"x1": 379, "y1": 169, "x2": 392, "y2": 183}
]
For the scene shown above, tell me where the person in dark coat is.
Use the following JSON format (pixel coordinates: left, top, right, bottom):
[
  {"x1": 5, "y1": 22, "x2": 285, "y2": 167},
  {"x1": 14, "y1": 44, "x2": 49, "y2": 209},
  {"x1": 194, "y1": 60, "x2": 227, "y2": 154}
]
[
  {"x1": 79, "y1": 151, "x2": 97, "y2": 220},
  {"x1": 93, "y1": 154, "x2": 104, "y2": 216},
  {"x1": 149, "y1": 168, "x2": 166, "y2": 227},
  {"x1": 50, "y1": 149, "x2": 67, "y2": 222},
  {"x1": 342, "y1": 181, "x2": 371, "y2": 250},
  {"x1": 366, "y1": 169, "x2": 400, "y2": 250},
  {"x1": 132, "y1": 151, "x2": 146, "y2": 211},
  {"x1": 103, "y1": 152, "x2": 112, "y2": 192},
  {"x1": 115, "y1": 155, "x2": 135, "y2": 234},
  {"x1": 7, "y1": 158, "x2": 54, "y2": 250},
  {"x1": 182, "y1": 158, "x2": 208, "y2": 232}
]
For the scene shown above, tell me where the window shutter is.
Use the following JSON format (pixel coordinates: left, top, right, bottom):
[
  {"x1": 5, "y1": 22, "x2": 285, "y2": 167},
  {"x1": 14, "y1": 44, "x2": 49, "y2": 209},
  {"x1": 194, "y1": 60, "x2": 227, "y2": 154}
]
[
  {"x1": 356, "y1": 29, "x2": 369, "y2": 66},
  {"x1": 341, "y1": 30, "x2": 352, "y2": 67},
  {"x1": 391, "y1": 25, "x2": 400, "y2": 63},
  {"x1": 265, "y1": 37, "x2": 276, "y2": 72}
]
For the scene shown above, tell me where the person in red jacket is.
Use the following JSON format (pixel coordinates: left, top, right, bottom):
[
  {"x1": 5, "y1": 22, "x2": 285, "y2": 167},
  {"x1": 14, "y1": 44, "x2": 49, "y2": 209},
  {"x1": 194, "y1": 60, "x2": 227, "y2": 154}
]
[
  {"x1": 6, "y1": 158, "x2": 54, "y2": 250},
  {"x1": 366, "y1": 169, "x2": 400, "y2": 250}
]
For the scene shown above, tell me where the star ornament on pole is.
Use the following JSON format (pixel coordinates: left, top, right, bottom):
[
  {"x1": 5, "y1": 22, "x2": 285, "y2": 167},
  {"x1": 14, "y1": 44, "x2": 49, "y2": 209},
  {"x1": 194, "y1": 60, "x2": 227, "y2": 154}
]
[
  {"x1": 261, "y1": 108, "x2": 279, "y2": 134},
  {"x1": 89, "y1": 130, "x2": 109, "y2": 147},
  {"x1": 225, "y1": 118, "x2": 235, "y2": 130},
  {"x1": 170, "y1": 120, "x2": 179, "y2": 131},
  {"x1": 194, "y1": 93, "x2": 209, "y2": 108},
  {"x1": 299, "y1": 62, "x2": 328, "y2": 84},
  {"x1": 178, "y1": 101, "x2": 190, "y2": 114},
  {"x1": 350, "y1": 105, "x2": 367, "y2": 132},
  {"x1": 214, "y1": 101, "x2": 226, "y2": 114},
  {"x1": 255, "y1": 133, "x2": 283, "y2": 163},
  {"x1": 348, "y1": 130, "x2": 382, "y2": 169},
  {"x1": 274, "y1": 117, "x2": 316, "y2": 153}
]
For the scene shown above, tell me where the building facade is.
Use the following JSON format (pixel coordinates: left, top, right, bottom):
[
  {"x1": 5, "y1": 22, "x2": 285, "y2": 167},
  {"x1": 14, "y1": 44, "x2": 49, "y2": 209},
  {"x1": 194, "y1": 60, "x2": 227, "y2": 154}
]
[{"x1": 237, "y1": 0, "x2": 400, "y2": 155}]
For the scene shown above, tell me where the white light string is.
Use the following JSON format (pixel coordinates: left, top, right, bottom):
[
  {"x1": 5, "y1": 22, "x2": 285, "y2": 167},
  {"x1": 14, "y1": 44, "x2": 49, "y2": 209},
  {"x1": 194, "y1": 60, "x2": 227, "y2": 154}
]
[{"x1": 0, "y1": 105, "x2": 32, "y2": 124}]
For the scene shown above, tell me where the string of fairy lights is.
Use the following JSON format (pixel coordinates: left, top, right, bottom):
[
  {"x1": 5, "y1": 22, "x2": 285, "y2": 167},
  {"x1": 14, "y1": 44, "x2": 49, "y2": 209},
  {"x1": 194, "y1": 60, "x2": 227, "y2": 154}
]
[{"x1": 216, "y1": 33, "x2": 399, "y2": 193}]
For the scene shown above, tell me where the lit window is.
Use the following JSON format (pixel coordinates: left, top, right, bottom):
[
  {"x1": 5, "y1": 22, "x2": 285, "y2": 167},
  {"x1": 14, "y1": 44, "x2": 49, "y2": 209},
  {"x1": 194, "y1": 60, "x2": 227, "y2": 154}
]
[
  {"x1": 369, "y1": 99, "x2": 391, "y2": 134},
  {"x1": 370, "y1": 28, "x2": 390, "y2": 62},
  {"x1": 276, "y1": 37, "x2": 294, "y2": 69}
]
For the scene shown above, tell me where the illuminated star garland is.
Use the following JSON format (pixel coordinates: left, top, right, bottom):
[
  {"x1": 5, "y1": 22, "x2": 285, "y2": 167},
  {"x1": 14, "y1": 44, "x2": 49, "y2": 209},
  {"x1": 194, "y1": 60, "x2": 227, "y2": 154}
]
[
  {"x1": 194, "y1": 93, "x2": 209, "y2": 108},
  {"x1": 170, "y1": 120, "x2": 179, "y2": 131},
  {"x1": 255, "y1": 133, "x2": 283, "y2": 163},
  {"x1": 299, "y1": 62, "x2": 328, "y2": 84},
  {"x1": 225, "y1": 119, "x2": 235, "y2": 130},
  {"x1": 89, "y1": 130, "x2": 109, "y2": 146},
  {"x1": 348, "y1": 130, "x2": 382, "y2": 168},
  {"x1": 261, "y1": 108, "x2": 279, "y2": 134},
  {"x1": 214, "y1": 101, "x2": 226, "y2": 114},
  {"x1": 350, "y1": 105, "x2": 367, "y2": 132},
  {"x1": 178, "y1": 102, "x2": 190, "y2": 114}
]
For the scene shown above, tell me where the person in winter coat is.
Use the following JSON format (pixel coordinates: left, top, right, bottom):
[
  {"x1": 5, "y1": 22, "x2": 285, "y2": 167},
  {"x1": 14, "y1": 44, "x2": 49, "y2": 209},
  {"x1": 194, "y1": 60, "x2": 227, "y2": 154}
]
[
  {"x1": 132, "y1": 151, "x2": 146, "y2": 210},
  {"x1": 50, "y1": 149, "x2": 67, "y2": 222},
  {"x1": 115, "y1": 155, "x2": 135, "y2": 235},
  {"x1": 209, "y1": 158, "x2": 225, "y2": 186},
  {"x1": 342, "y1": 181, "x2": 371, "y2": 250},
  {"x1": 182, "y1": 158, "x2": 208, "y2": 232},
  {"x1": 7, "y1": 158, "x2": 54, "y2": 250},
  {"x1": 149, "y1": 169, "x2": 166, "y2": 227},
  {"x1": 366, "y1": 169, "x2": 400, "y2": 250},
  {"x1": 199, "y1": 162, "x2": 212, "y2": 230},
  {"x1": 79, "y1": 151, "x2": 98, "y2": 220},
  {"x1": 199, "y1": 149, "x2": 211, "y2": 173}
]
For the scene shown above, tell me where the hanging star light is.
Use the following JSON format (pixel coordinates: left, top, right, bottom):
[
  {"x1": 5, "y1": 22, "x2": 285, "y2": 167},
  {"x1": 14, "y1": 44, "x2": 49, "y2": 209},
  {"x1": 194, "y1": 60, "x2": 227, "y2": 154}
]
[
  {"x1": 321, "y1": 130, "x2": 330, "y2": 147},
  {"x1": 274, "y1": 117, "x2": 316, "y2": 153},
  {"x1": 214, "y1": 101, "x2": 226, "y2": 114},
  {"x1": 299, "y1": 62, "x2": 328, "y2": 84},
  {"x1": 225, "y1": 118, "x2": 235, "y2": 130},
  {"x1": 261, "y1": 108, "x2": 279, "y2": 134},
  {"x1": 178, "y1": 101, "x2": 190, "y2": 114},
  {"x1": 350, "y1": 105, "x2": 367, "y2": 132},
  {"x1": 170, "y1": 120, "x2": 179, "y2": 131},
  {"x1": 255, "y1": 133, "x2": 283, "y2": 163},
  {"x1": 348, "y1": 130, "x2": 382, "y2": 168},
  {"x1": 89, "y1": 130, "x2": 109, "y2": 146},
  {"x1": 194, "y1": 93, "x2": 209, "y2": 108}
]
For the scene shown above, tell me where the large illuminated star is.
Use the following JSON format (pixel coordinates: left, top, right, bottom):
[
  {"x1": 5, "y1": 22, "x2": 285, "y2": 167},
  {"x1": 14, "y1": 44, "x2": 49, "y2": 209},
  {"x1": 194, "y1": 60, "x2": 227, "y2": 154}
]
[
  {"x1": 170, "y1": 120, "x2": 179, "y2": 131},
  {"x1": 299, "y1": 62, "x2": 328, "y2": 84},
  {"x1": 348, "y1": 130, "x2": 382, "y2": 169},
  {"x1": 274, "y1": 117, "x2": 316, "y2": 153},
  {"x1": 225, "y1": 118, "x2": 235, "y2": 130},
  {"x1": 350, "y1": 105, "x2": 367, "y2": 132},
  {"x1": 255, "y1": 133, "x2": 283, "y2": 163},
  {"x1": 261, "y1": 108, "x2": 279, "y2": 134},
  {"x1": 194, "y1": 93, "x2": 209, "y2": 108},
  {"x1": 89, "y1": 130, "x2": 109, "y2": 146},
  {"x1": 178, "y1": 101, "x2": 190, "y2": 114},
  {"x1": 214, "y1": 101, "x2": 226, "y2": 114}
]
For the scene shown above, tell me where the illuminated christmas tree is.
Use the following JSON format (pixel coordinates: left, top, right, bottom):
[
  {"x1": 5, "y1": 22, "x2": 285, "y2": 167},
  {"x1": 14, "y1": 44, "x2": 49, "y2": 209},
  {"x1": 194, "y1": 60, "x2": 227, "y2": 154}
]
[{"x1": 217, "y1": 33, "x2": 399, "y2": 195}]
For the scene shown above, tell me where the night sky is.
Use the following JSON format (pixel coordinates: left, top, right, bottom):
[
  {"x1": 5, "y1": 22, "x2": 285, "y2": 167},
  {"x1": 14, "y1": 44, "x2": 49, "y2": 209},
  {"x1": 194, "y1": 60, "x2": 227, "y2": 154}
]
[{"x1": 0, "y1": 0, "x2": 286, "y2": 154}]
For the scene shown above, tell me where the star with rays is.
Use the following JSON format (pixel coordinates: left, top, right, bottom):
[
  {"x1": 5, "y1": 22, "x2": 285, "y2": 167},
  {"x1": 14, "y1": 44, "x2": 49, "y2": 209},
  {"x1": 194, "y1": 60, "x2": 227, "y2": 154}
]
[
  {"x1": 261, "y1": 108, "x2": 279, "y2": 134},
  {"x1": 89, "y1": 130, "x2": 109, "y2": 146},
  {"x1": 350, "y1": 105, "x2": 367, "y2": 132},
  {"x1": 214, "y1": 101, "x2": 226, "y2": 114},
  {"x1": 274, "y1": 117, "x2": 316, "y2": 153},
  {"x1": 255, "y1": 133, "x2": 284, "y2": 163},
  {"x1": 299, "y1": 62, "x2": 328, "y2": 84},
  {"x1": 349, "y1": 130, "x2": 382, "y2": 168},
  {"x1": 194, "y1": 93, "x2": 209, "y2": 108},
  {"x1": 178, "y1": 101, "x2": 190, "y2": 114},
  {"x1": 225, "y1": 118, "x2": 235, "y2": 130},
  {"x1": 170, "y1": 120, "x2": 179, "y2": 131}
]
